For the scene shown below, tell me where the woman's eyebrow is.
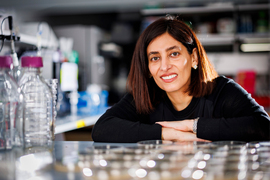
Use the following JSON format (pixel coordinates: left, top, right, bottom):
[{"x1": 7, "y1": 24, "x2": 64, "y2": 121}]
[
  {"x1": 148, "y1": 46, "x2": 181, "y2": 56},
  {"x1": 148, "y1": 51, "x2": 159, "y2": 56},
  {"x1": 166, "y1": 45, "x2": 181, "y2": 52}
]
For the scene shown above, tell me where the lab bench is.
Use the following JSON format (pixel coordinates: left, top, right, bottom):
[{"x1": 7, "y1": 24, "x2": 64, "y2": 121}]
[{"x1": 1, "y1": 140, "x2": 270, "y2": 180}]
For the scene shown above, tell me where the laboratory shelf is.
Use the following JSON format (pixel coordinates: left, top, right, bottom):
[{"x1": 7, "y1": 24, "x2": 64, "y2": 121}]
[
  {"x1": 236, "y1": 33, "x2": 270, "y2": 43},
  {"x1": 140, "y1": 3, "x2": 270, "y2": 47},
  {"x1": 141, "y1": 4, "x2": 235, "y2": 15},
  {"x1": 55, "y1": 114, "x2": 102, "y2": 134},
  {"x1": 141, "y1": 3, "x2": 269, "y2": 16},
  {"x1": 197, "y1": 33, "x2": 270, "y2": 45},
  {"x1": 238, "y1": 3, "x2": 270, "y2": 11},
  {"x1": 197, "y1": 34, "x2": 235, "y2": 46}
]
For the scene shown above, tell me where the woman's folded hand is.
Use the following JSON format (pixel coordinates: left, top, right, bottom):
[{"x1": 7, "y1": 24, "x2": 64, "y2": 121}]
[
  {"x1": 156, "y1": 120, "x2": 194, "y2": 132},
  {"x1": 160, "y1": 127, "x2": 209, "y2": 142}
]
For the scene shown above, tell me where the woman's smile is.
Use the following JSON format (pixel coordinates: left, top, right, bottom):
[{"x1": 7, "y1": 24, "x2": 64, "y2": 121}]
[{"x1": 161, "y1": 73, "x2": 178, "y2": 82}]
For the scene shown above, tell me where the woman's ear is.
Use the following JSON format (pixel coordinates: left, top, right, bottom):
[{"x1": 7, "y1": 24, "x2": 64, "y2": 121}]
[{"x1": 191, "y1": 48, "x2": 198, "y2": 68}]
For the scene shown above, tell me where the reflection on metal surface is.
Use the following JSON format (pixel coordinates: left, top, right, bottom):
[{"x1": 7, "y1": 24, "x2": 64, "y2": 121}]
[
  {"x1": 1, "y1": 141, "x2": 270, "y2": 179},
  {"x1": 16, "y1": 150, "x2": 53, "y2": 180}
]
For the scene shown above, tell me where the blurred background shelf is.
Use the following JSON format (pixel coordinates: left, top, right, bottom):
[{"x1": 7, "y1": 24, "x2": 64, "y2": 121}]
[
  {"x1": 197, "y1": 33, "x2": 270, "y2": 45},
  {"x1": 54, "y1": 114, "x2": 102, "y2": 141},
  {"x1": 237, "y1": 33, "x2": 270, "y2": 43},
  {"x1": 207, "y1": 53, "x2": 269, "y2": 75},
  {"x1": 238, "y1": 3, "x2": 270, "y2": 11},
  {"x1": 55, "y1": 114, "x2": 102, "y2": 134},
  {"x1": 141, "y1": 3, "x2": 270, "y2": 15},
  {"x1": 197, "y1": 34, "x2": 236, "y2": 46},
  {"x1": 141, "y1": 4, "x2": 235, "y2": 15}
]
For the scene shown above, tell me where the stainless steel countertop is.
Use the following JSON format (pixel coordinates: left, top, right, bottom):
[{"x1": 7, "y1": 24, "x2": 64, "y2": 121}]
[
  {"x1": 1, "y1": 141, "x2": 270, "y2": 180},
  {"x1": 0, "y1": 141, "x2": 134, "y2": 180}
]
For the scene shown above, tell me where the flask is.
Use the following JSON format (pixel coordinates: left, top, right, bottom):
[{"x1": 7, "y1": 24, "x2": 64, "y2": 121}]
[
  {"x1": 19, "y1": 56, "x2": 53, "y2": 148},
  {"x1": 0, "y1": 56, "x2": 24, "y2": 150}
]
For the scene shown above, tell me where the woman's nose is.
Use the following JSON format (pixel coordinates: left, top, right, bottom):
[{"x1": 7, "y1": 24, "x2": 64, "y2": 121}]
[{"x1": 160, "y1": 58, "x2": 171, "y2": 71}]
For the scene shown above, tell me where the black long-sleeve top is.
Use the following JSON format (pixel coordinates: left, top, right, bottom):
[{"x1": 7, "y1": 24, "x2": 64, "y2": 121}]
[{"x1": 92, "y1": 76, "x2": 270, "y2": 143}]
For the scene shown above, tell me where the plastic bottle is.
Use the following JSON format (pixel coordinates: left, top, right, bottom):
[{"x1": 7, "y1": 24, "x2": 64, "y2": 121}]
[
  {"x1": 19, "y1": 56, "x2": 53, "y2": 148},
  {"x1": 0, "y1": 56, "x2": 24, "y2": 150}
]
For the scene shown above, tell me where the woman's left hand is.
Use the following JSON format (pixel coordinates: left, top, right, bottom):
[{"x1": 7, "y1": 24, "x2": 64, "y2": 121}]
[{"x1": 156, "y1": 120, "x2": 194, "y2": 132}]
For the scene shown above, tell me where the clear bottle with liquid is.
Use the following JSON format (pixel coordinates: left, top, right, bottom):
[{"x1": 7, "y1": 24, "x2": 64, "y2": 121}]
[
  {"x1": 0, "y1": 56, "x2": 24, "y2": 150},
  {"x1": 19, "y1": 56, "x2": 53, "y2": 148}
]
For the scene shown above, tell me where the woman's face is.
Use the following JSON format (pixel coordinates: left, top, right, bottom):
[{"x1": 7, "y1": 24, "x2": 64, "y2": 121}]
[{"x1": 147, "y1": 32, "x2": 197, "y2": 95}]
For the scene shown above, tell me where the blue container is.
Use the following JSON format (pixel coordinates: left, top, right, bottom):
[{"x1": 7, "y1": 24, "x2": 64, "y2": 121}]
[{"x1": 77, "y1": 90, "x2": 108, "y2": 116}]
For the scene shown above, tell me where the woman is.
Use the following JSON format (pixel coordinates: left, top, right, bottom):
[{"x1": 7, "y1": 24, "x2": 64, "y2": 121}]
[{"x1": 92, "y1": 16, "x2": 270, "y2": 143}]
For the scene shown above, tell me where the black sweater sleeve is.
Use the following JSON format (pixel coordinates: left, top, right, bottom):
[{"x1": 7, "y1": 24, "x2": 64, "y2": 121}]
[
  {"x1": 197, "y1": 78, "x2": 270, "y2": 141},
  {"x1": 92, "y1": 93, "x2": 162, "y2": 143}
]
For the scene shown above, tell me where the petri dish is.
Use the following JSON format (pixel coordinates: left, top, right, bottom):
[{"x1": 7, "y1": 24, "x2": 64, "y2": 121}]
[
  {"x1": 86, "y1": 145, "x2": 124, "y2": 154},
  {"x1": 137, "y1": 140, "x2": 173, "y2": 147}
]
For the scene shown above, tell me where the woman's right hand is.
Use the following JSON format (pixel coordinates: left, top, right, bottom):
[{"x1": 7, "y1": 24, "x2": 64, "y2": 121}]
[{"x1": 161, "y1": 127, "x2": 209, "y2": 142}]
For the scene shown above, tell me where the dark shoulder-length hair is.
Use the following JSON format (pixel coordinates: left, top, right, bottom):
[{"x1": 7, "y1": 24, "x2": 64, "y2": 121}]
[{"x1": 127, "y1": 15, "x2": 218, "y2": 114}]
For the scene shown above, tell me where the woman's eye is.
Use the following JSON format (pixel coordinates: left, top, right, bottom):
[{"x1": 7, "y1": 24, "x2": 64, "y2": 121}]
[
  {"x1": 150, "y1": 57, "x2": 159, "y2": 61},
  {"x1": 171, "y1": 52, "x2": 179, "y2": 57}
]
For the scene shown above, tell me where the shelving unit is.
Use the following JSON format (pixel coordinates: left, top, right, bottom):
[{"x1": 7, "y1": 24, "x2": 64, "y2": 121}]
[
  {"x1": 197, "y1": 34, "x2": 236, "y2": 46},
  {"x1": 141, "y1": 3, "x2": 270, "y2": 48},
  {"x1": 207, "y1": 52, "x2": 269, "y2": 75},
  {"x1": 55, "y1": 114, "x2": 102, "y2": 134},
  {"x1": 141, "y1": 3, "x2": 269, "y2": 15},
  {"x1": 237, "y1": 33, "x2": 270, "y2": 43},
  {"x1": 141, "y1": 4, "x2": 235, "y2": 15},
  {"x1": 238, "y1": 3, "x2": 270, "y2": 11}
]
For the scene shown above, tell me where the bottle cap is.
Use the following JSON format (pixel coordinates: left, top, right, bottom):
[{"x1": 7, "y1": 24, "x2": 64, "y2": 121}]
[
  {"x1": 21, "y1": 56, "x2": 43, "y2": 67},
  {"x1": 0, "y1": 56, "x2": 13, "y2": 68}
]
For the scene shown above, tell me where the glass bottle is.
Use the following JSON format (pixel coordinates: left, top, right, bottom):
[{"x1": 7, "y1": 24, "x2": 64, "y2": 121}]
[
  {"x1": 0, "y1": 56, "x2": 24, "y2": 150},
  {"x1": 19, "y1": 56, "x2": 53, "y2": 148}
]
